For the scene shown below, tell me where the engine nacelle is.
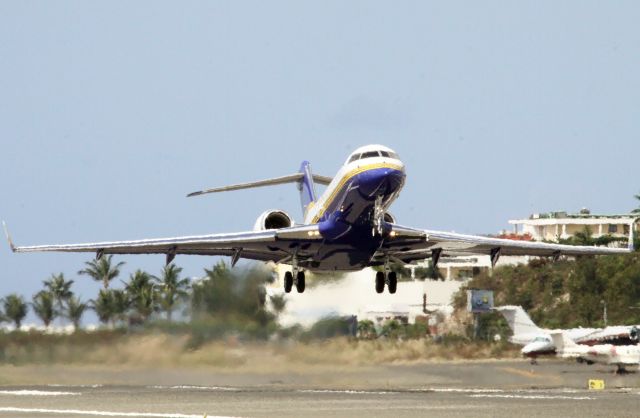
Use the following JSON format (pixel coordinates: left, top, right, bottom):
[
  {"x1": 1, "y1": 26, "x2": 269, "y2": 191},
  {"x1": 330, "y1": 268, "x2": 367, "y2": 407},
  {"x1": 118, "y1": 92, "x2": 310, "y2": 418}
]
[
  {"x1": 383, "y1": 212, "x2": 397, "y2": 224},
  {"x1": 253, "y1": 210, "x2": 295, "y2": 231}
]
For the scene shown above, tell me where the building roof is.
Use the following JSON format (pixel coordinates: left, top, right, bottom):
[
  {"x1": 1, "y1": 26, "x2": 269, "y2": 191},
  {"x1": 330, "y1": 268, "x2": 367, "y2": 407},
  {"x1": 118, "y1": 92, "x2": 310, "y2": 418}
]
[{"x1": 509, "y1": 211, "x2": 638, "y2": 225}]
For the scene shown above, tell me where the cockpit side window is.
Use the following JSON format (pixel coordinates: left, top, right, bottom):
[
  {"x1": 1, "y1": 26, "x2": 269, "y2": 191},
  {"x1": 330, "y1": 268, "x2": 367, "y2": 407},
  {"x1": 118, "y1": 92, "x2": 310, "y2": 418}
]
[
  {"x1": 361, "y1": 151, "x2": 380, "y2": 159},
  {"x1": 380, "y1": 151, "x2": 390, "y2": 157},
  {"x1": 388, "y1": 151, "x2": 399, "y2": 159},
  {"x1": 348, "y1": 154, "x2": 360, "y2": 163}
]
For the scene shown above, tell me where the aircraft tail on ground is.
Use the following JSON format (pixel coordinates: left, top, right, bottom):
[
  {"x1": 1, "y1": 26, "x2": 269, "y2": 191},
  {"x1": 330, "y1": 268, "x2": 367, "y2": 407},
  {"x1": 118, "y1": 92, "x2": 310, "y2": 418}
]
[
  {"x1": 494, "y1": 305, "x2": 542, "y2": 335},
  {"x1": 549, "y1": 330, "x2": 578, "y2": 353}
]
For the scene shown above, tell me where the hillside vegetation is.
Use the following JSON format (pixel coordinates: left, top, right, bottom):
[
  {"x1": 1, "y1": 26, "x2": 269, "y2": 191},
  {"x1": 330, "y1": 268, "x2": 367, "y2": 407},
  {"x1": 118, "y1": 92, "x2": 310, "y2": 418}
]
[{"x1": 453, "y1": 253, "x2": 640, "y2": 330}]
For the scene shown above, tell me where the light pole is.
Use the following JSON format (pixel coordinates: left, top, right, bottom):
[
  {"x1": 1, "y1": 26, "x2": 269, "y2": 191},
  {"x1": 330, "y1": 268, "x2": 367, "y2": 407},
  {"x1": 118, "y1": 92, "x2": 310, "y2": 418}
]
[{"x1": 600, "y1": 300, "x2": 607, "y2": 327}]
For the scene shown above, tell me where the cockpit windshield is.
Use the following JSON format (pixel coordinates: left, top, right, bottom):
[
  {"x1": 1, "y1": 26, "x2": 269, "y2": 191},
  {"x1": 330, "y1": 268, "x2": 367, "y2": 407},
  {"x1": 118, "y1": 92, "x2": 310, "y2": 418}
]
[{"x1": 347, "y1": 149, "x2": 399, "y2": 164}]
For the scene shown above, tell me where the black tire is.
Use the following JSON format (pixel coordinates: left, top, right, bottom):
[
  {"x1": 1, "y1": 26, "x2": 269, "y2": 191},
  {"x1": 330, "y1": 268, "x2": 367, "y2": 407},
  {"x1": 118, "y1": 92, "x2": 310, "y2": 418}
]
[
  {"x1": 375, "y1": 271, "x2": 385, "y2": 293},
  {"x1": 296, "y1": 271, "x2": 306, "y2": 293},
  {"x1": 388, "y1": 271, "x2": 397, "y2": 294},
  {"x1": 284, "y1": 271, "x2": 293, "y2": 293}
]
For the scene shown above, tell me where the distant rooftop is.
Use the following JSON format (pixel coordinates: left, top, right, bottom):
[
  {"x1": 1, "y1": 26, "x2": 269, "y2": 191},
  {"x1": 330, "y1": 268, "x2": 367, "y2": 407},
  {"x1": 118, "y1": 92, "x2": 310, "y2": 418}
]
[{"x1": 527, "y1": 210, "x2": 636, "y2": 220}]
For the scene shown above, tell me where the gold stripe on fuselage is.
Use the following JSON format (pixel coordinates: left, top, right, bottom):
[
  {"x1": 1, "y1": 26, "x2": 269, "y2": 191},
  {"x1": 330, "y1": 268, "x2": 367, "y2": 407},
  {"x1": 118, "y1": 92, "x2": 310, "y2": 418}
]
[{"x1": 310, "y1": 162, "x2": 403, "y2": 224}]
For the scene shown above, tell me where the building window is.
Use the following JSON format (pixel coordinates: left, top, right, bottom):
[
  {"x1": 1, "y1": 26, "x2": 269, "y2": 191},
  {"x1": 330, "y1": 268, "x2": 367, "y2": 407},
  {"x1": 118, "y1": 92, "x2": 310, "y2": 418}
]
[
  {"x1": 624, "y1": 224, "x2": 630, "y2": 235},
  {"x1": 608, "y1": 224, "x2": 618, "y2": 233}
]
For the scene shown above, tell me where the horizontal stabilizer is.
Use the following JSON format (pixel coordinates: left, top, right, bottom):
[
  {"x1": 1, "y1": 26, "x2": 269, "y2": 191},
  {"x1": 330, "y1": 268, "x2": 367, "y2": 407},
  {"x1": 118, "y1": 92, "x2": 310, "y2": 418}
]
[
  {"x1": 2, "y1": 221, "x2": 16, "y2": 252},
  {"x1": 187, "y1": 173, "x2": 332, "y2": 197}
]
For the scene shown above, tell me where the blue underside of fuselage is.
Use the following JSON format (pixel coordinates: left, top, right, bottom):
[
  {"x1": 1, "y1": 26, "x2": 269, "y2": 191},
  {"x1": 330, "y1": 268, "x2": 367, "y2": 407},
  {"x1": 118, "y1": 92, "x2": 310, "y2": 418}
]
[{"x1": 308, "y1": 167, "x2": 405, "y2": 271}]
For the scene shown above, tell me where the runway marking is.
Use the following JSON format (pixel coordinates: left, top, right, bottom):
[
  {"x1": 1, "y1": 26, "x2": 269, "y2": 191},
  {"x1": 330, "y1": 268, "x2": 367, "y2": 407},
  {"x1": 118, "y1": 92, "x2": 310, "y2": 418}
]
[
  {"x1": 419, "y1": 388, "x2": 505, "y2": 393},
  {"x1": 0, "y1": 390, "x2": 80, "y2": 396},
  {"x1": 149, "y1": 385, "x2": 238, "y2": 391},
  {"x1": 0, "y1": 407, "x2": 238, "y2": 418},
  {"x1": 470, "y1": 394, "x2": 594, "y2": 400},
  {"x1": 298, "y1": 389, "x2": 392, "y2": 395}
]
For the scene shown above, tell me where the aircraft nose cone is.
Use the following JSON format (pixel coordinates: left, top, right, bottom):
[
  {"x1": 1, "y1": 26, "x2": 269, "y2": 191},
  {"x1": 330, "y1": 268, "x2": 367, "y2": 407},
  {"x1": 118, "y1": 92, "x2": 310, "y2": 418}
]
[{"x1": 358, "y1": 167, "x2": 405, "y2": 198}]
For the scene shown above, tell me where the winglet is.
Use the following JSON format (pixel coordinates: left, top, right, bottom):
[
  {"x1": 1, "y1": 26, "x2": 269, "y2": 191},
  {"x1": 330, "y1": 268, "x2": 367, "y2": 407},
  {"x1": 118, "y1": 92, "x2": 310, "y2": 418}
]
[{"x1": 2, "y1": 221, "x2": 16, "y2": 252}]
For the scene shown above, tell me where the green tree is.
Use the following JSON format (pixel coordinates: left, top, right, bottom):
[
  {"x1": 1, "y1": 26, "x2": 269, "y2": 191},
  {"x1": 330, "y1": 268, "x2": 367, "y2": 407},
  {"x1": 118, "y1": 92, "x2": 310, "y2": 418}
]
[
  {"x1": 111, "y1": 289, "x2": 130, "y2": 326},
  {"x1": 66, "y1": 296, "x2": 88, "y2": 331},
  {"x1": 357, "y1": 319, "x2": 377, "y2": 339},
  {"x1": 191, "y1": 261, "x2": 272, "y2": 326},
  {"x1": 32, "y1": 291, "x2": 56, "y2": 328},
  {"x1": 43, "y1": 273, "x2": 74, "y2": 317},
  {"x1": 633, "y1": 193, "x2": 640, "y2": 214},
  {"x1": 125, "y1": 270, "x2": 157, "y2": 322},
  {"x1": 153, "y1": 264, "x2": 190, "y2": 321},
  {"x1": 3, "y1": 294, "x2": 28, "y2": 329},
  {"x1": 92, "y1": 289, "x2": 115, "y2": 326},
  {"x1": 78, "y1": 255, "x2": 125, "y2": 289}
]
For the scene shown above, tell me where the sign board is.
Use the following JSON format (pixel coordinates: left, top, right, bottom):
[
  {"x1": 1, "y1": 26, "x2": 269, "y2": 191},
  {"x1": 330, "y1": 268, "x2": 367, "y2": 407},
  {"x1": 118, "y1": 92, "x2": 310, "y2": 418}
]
[
  {"x1": 588, "y1": 379, "x2": 605, "y2": 390},
  {"x1": 466, "y1": 289, "x2": 494, "y2": 313}
]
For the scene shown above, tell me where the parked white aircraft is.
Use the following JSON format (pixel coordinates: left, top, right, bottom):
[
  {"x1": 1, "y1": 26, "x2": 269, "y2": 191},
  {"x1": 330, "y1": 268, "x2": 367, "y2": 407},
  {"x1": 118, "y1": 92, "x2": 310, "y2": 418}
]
[
  {"x1": 3, "y1": 145, "x2": 632, "y2": 294},
  {"x1": 495, "y1": 306, "x2": 640, "y2": 360},
  {"x1": 550, "y1": 331, "x2": 640, "y2": 373},
  {"x1": 494, "y1": 306, "x2": 597, "y2": 358}
]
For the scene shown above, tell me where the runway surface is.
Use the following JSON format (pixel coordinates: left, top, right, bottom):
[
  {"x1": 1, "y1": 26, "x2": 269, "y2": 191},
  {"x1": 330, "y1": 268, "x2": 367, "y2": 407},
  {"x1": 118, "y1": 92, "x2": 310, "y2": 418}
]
[{"x1": 0, "y1": 360, "x2": 638, "y2": 417}]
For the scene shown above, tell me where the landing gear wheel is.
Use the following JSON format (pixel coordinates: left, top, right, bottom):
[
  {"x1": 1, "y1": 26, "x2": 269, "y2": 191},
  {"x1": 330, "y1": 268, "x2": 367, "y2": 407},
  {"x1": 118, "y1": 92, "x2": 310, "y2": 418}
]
[
  {"x1": 284, "y1": 271, "x2": 293, "y2": 293},
  {"x1": 388, "y1": 271, "x2": 397, "y2": 294},
  {"x1": 296, "y1": 271, "x2": 306, "y2": 293},
  {"x1": 375, "y1": 271, "x2": 385, "y2": 294}
]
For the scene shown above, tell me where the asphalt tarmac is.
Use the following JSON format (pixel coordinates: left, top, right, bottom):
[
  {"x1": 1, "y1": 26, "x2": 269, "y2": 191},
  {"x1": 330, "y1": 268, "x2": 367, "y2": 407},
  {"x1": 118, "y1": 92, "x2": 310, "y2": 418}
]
[{"x1": 0, "y1": 360, "x2": 638, "y2": 417}]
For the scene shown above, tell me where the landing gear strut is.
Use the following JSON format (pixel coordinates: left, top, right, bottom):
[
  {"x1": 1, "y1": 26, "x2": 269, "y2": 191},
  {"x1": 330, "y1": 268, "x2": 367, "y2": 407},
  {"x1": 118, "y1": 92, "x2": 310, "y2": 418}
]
[{"x1": 372, "y1": 195, "x2": 385, "y2": 236}]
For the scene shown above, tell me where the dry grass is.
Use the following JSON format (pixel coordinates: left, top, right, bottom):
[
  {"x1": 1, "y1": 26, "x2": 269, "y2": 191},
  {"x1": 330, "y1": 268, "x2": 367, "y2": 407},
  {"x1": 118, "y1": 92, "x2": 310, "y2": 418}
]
[{"x1": 0, "y1": 332, "x2": 520, "y2": 370}]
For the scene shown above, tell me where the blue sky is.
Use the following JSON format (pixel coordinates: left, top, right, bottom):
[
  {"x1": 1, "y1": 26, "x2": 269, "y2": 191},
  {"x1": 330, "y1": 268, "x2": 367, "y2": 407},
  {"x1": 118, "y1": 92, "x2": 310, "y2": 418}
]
[{"x1": 1, "y1": 1, "x2": 639, "y2": 318}]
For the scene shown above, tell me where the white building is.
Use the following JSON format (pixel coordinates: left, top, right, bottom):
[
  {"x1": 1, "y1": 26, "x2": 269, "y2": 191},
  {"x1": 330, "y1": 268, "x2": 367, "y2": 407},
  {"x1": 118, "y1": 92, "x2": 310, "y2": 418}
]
[{"x1": 508, "y1": 210, "x2": 638, "y2": 244}]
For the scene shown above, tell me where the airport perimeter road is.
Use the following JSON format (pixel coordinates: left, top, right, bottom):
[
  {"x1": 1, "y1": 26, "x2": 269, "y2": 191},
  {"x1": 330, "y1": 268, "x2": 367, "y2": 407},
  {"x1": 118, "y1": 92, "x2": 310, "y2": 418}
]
[{"x1": 0, "y1": 360, "x2": 638, "y2": 417}]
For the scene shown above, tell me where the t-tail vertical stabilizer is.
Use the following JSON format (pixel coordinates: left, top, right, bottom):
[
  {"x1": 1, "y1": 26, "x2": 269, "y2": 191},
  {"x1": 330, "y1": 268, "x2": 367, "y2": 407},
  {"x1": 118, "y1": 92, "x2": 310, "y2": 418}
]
[
  {"x1": 298, "y1": 161, "x2": 317, "y2": 218},
  {"x1": 494, "y1": 305, "x2": 542, "y2": 336}
]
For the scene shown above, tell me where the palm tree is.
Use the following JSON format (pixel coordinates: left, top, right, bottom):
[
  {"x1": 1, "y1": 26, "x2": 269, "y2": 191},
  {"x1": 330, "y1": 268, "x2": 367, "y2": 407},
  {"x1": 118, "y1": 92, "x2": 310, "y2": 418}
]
[
  {"x1": 43, "y1": 273, "x2": 74, "y2": 316},
  {"x1": 633, "y1": 193, "x2": 640, "y2": 214},
  {"x1": 125, "y1": 270, "x2": 156, "y2": 323},
  {"x1": 32, "y1": 291, "x2": 56, "y2": 328},
  {"x1": 92, "y1": 289, "x2": 115, "y2": 326},
  {"x1": 66, "y1": 296, "x2": 88, "y2": 331},
  {"x1": 111, "y1": 289, "x2": 130, "y2": 326},
  {"x1": 78, "y1": 255, "x2": 125, "y2": 289},
  {"x1": 153, "y1": 264, "x2": 190, "y2": 321},
  {"x1": 3, "y1": 294, "x2": 28, "y2": 329}
]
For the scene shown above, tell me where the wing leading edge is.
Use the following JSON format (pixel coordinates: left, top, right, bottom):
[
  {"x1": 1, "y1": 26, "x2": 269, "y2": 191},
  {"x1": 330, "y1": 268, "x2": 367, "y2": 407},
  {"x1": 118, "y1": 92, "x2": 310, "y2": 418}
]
[
  {"x1": 3, "y1": 223, "x2": 323, "y2": 266},
  {"x1": 384, "y1": 224, "x2": 631, "y2": 264}
]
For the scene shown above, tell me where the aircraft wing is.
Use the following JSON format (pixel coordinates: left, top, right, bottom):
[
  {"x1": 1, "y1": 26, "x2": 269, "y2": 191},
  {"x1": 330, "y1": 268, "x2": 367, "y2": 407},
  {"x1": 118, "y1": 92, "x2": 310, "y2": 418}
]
[
  {"x1": 382, "y1": 224, "x2": 631, "y2": 264},
  {"x1": 3, "y1": 222, "x2": 323, "y2": 266}
]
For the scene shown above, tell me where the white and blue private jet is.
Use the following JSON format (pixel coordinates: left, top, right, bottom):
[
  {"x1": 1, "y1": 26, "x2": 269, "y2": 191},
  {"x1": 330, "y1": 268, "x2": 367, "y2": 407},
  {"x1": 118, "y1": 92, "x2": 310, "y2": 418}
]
[{"x1": 3, "y1": 145, "x2": 632, "y2": 294}]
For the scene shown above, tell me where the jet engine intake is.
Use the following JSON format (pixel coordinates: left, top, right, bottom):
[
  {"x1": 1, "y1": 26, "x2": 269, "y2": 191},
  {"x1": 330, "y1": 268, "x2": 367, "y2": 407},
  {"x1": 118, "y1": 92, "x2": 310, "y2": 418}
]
[{"x1": 254, "y1": 210, "x2": 294, "y2": 231}]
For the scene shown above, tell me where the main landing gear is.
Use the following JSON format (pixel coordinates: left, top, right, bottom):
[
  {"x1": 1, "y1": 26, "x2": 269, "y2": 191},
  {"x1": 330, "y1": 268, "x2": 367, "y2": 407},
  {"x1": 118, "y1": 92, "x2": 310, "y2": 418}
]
[
  {"x1": 284, "y1": 270, "x2": 305, "y2": 294},
  {"x1": 375, "y1": 270, "x2": 397, "y2": 294}
]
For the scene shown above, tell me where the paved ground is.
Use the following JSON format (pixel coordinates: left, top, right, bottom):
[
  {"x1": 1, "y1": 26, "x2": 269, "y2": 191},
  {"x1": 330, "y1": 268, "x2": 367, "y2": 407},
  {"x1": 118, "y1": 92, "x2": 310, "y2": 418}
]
[{"x1": 0, "y1": 360, "x2": 638, "y2": 417}]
